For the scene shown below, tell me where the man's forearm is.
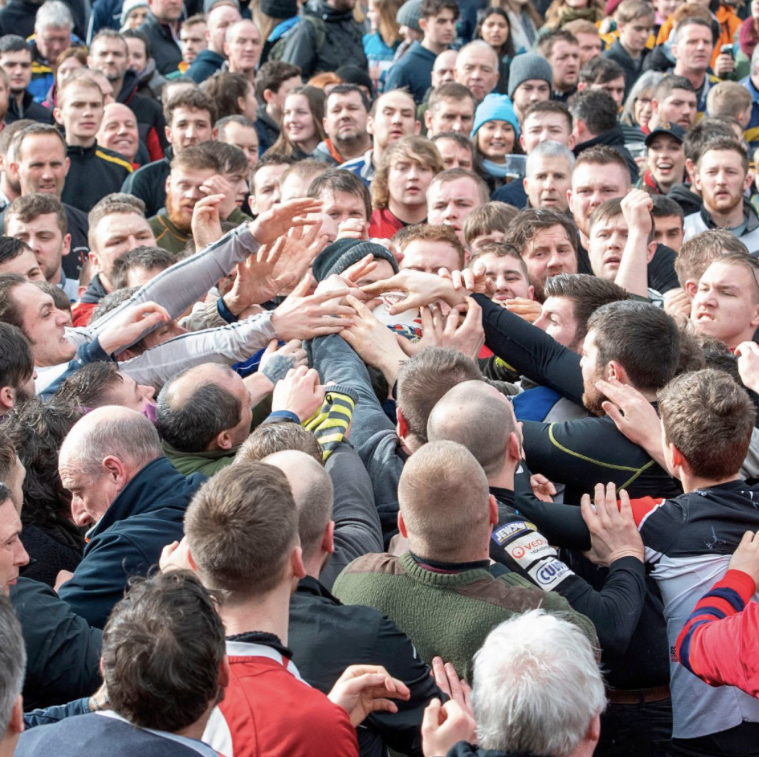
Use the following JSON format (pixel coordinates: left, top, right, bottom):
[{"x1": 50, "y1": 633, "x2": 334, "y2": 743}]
[
  {"x1": 88, "y1": 224, "x2": 261, "y2": 346},
  {"x1": 119, "y1": 312, "x2": 277, "y2": 386}
]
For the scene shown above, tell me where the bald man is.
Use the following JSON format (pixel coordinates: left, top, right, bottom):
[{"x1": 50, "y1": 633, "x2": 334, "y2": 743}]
[
  {"x1": 333, "y1": 440, "x2": 597, "y2": 681},
  {"x1": 96, "y1": 103, "x2": 141, "y2": 164},
  {"x1": 156, "y1": 363, "x2": 254, "y2": 477},
  {"x1": 263, "y1": 450, "x2": 442, "y2": 757},
  {"x1": 454, "y1": 41, "x2": 500, "y2": 104},
  {"x1": 56, "y1": 407, "x2": 204, "y2": 628}
]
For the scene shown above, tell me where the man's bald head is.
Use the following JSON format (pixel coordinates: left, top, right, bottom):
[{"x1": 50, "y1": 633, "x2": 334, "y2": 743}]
[
  {"x1": 427, "y1": 381, "x2": 516, "y2": 477},
  {"x1": 264, "y1": 450, "x2": 334, "y2": 561},
  {"x1": 60, "y1": 406, "x2": 161, "y2": 476},
  {"x1": 399, "y1": 440, "x2": 491, "y2": 562}
]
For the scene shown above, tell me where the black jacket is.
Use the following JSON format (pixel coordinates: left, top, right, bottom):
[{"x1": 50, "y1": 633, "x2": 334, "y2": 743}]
[
  {"x1": 116, "y1": 69, "x2": 169, "y2": 159},
  {"x1": 19, "y1": 524, "x2": 82, "y2": 588},
  {"x1": 57, "y1": 456, "x2": 204, "y2": 628},
  {"x1": 12, "y1": 577, "x2": 102, "y2": 710},
  {"x1": 574, "y1": 123, "x2": 639, "y2": 183},
  {"x1": 289, "y1": 576, "x2": 442, "y2": 757},
  {"x1": 120, "y1": 149, "x2": 171, "y2": 218},
  {"x1": 6, "y1": 90, "x2": 52, "y2": 124},
  {"x1": 138, "y1": 15, "x2": 182, "y2": 75},
  {"x1": 61, "y1": 142, "x2": 133, "y2": 214},
  {"x1": 281, "y1": 0, "x2": 367, "y2": 78},
  {"x1": 603, "y1": 39, "x2": 650, "y2": 98},
  {"x1": 255, "y1": 104, "x2": 280, "y2": 154},
  {"x1": 669, "y1": 182, "x2": 703, "y2": 216}
]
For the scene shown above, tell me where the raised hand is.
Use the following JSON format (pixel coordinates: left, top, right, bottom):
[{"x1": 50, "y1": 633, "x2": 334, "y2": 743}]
[
  {"x1": 328, "y1": 664, "x2": 410, "y2": 727},
  {"x1": 191, "y1": 193, "x2": 225, "y2": 249},
  {"x1": 248, "y1": 198, "x2": 324, "y2": 247},
  {"x1": 581, "y1": 483, "x2": 644, "y2": 567}
]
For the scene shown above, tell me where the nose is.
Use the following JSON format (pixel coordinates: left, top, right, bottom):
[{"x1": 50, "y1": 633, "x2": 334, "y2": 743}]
[
  {"x1": 272, "y1": 186, "x2": 281, "y2": 205},
  {"x1": 14, "y1": 540, "x2": 29, "y2": 568},
  {"x1": 544, "y1": 175, "x2": 555, "y2": 190},
  {"x1": 71, "y1": 498, "x2": 92, "y2": 528},
  {"x1": 496, "y1": 273, "x2": 508, "y2": 291},
  {"x1": 451, "y1": 117, "x2": 463, "y2": 132}
]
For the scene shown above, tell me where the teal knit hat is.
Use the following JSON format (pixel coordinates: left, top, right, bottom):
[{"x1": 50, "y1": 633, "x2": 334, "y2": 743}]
[{"x1": 471, "y1": 94, "x2": 520, "y2": 140}]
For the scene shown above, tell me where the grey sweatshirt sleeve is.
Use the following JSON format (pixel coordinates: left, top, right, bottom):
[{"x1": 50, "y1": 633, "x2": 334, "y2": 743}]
[
  {"x1": 86, "y1": 223, "x2": 260, "y2": 348},
  {"x1": 320, "y1": 441, "x2": 384, "y2": 591},
  {"x1": 118, "y1": 311, "x2": 277, "y2": 386}
]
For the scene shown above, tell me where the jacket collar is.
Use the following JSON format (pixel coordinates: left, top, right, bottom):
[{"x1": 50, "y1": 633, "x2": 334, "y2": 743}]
[
  {"x1": 88, "y1": 456, "x2": 188, "y2": 539},
  {"x1": 574, "y1": 123, "x2": 625, "y2": 153},
  {"x1": 67, "y1": 141, "x2": 98, "y2": 159},
  {"x1": 699, "y1": 200, "x2": 759, "y2": 233},
  {"x1": 79, "y1": 272, "x2": 110, "y2": 304},
  {"x1": 117, "y1": 69, "x2": 140, "y2": 104}
]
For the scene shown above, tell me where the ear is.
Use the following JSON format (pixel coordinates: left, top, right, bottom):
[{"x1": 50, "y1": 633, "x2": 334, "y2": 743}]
[
  {"x1": 263, "y1": 87, "x2": 274, "y2": 104},
  {"x1": 522, "y1": 175, "x2": 530, "y2": 193},
  {"x1": 62, "y1": 233, "x2": 71, "y2": 257},
  {"x1": 507, "y1": 430, "x2": 521, "y2": 463},
  {"x1": 218, "y1": 655, "x2": 231, "y2": 690},
  {"x1": 117, "y1": 347, "x2": 138, "y2": 361},
  {"x1": 606, "y1": 359, "x2": 629, "y2": 385},
  {"x1": 215, "y1": 430, "x2": 233, "y2": 451},
  {"x1": 567, "y1": 132, "x2": 576, "y2": 150},
  {"x1": 527, "y1": 284, "x2": 535, "y2": 300},
  {"x1": 685, "y1": 157, "x2": 698, "y2": 186},
  {"x1": 8, "y1": 695, "x2": 23, "y2": 736},
  {"x1": 684, "y1": 279, "x2": 698, "y2": 298},
  {"x1": 64, "y1": 156, "x2": 71, "y2": 176},
  {"x1": 424, "y1": 109, "x2": 433, "y2": 131},
  {"x1": 186, "y1": 544, "x2": 198, "y2": 570},
  {"x1": 248, "y1": 193, "x2": 256, "y2": 215},
  {"x1": 321, "y1": 520, "x2": 335, "y2": 555},
  {"x1": 745, "y1": 171, "x2": 753, "y2": 193},
  {"x1": 322, "y1": 116, "x2": 328, "y2": 134},
  {"x1": 651, "y1": 97, "x2": 660, "y2": 115},
  {"x1": 586, "y1": 713, "x2": 601, "y2": 747},
  {"x1": 101, "y1": 455, "x2": 128, "y2": 490},
  {"x1": 212, "y1": 126, "x2": 219, "y2": 140},
  {"x1": 0, "y1": 385, "x2": 14, "y2": 411},
  {"x1": 519, "y1": 133, "x2": 526, "y2": 151},
  {"x1": 366, "y1": 115, "x2": 375, "y2": 137},
  {"x1": 488, "y1": 494, "x2": 498, "y2": 526},
  {"x1": 419, "y1": 16, "x2": 428, "y2": 34},
  {"x1": 53, "y1": 106, "x2": 63, "y2": 126},
  {"x1": 165, "y1": 174, "x2": 171, "y2": 194},
  {"x1": 398, "y1": 510, "x2": 408, "y2": 538},
  {"x1": 414, "y1": 119, "x2": 421, "y2": 135},
  {"x1": 566, "y1": 187, "x2": 575, "y2": 215},
  {"x1": 577, "y1": 81, "x2": 586, "y2": 93},
  {"x1": 670, "y1": 444, "x2": 685, "y2": 470},
  {"x1": 89, "y1": 250, "x2": 103, "y2": 274},
  {"x1": 291, "y1": 544, "x2": 306, "y2": 580},
  {"x1": 86, "y1": 55, "x2": 94, "y2": 68},
  {"x1": 236, "y1": 96, "x2": 246, "y2": 114},
  {"x1": 7, "y1": 159, "x2": 19, "y2": 183},
  {"x1": 646, "y1": 239, "x2": 657, "y2": 263},
  {"x1": 223, "y1": 42, "x2": 231, "y2": 58},
  {"x1": 396, "y1": 406, "x2": 409, "y2": 441}
]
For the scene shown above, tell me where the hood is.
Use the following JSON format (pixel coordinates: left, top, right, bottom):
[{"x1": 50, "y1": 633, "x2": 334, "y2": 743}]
[
  {"x1": 117, "y1": 68, "x2": 140, "y2": 104},
  {"x1": 79, "y1": 273, "x2": 109, "y2": 304},
  {"x1": 668, "y1": 183, "x2": 703, "y2": 216},
  {"x1": 305, "y1": 0, "x2": 356, "y2": 22},
  {"x1": 89, "y1": 456, "x2": 204, "y2": 539}
]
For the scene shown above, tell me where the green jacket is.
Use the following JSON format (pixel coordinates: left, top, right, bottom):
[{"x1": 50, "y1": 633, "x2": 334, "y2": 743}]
[
  {"x1": 162, "y1": 441, "x2": 237, "y2": 477},
  {"x1": 149, "y1": 207, "x2": 250, "y2": 255},
  {"x1": 333, "y1": 551, "x2": 598, "y2": 682}
]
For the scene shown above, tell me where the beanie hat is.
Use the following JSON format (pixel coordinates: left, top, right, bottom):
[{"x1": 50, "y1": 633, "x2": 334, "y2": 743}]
[
  {"x1": 335, "y1": 65, "x2": 375, "y2": 100},
  {"x1": 507, "y1": 53, "x2": 554, "y2": 99},
  {"x1": 260, "y1": 0, "x2": 298, "y2": 19},
  {"x1": 120, "y1": 0, "x2": 149, "y2": 27},
  {"x1": 396, "y1": 0, "x2": 423, "y2": 33},
  {"x1": 471, "y1": 94, "x2": 520, "y2": 140},
  {"x1": 312, "y1": 239, "x2": 400, "y2": 282},
  {"x1": 204, "y1": 0, "x2": 240, "y2": 14},
  {"x1": 605, "y1": 0, "x2": 624, "y2": 16}
]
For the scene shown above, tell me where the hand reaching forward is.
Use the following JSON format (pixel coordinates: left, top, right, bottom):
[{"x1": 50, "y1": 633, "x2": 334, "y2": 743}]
[
  {"x1": 328, "y1": 665, "x2": 410, "y2": 726},
  {"x1": 736, "y1": 341, "x2": 759, "y2": 394},
  {"x1": 248, "y1": 198, "x2": 323, "y2": 246},
  {"x1": 581, "y1": 483, "x2": 644, "y2": 566},
  {"x1": 271, "y1": 273, "x2": 355, "y2": 340},
  {"x1": 99, "y1": 301, "x2": 170, "y2": 356},
  {"x1": 271, "y1": 366, "x2": 325, "y2": 422}
]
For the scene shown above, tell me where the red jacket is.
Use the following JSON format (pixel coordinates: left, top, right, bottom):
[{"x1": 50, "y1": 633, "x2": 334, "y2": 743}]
[
  {"x1": 676, "y1": 569, "x2": 759, "y2": 699},
  {"x1": 204, "y1": 640, "x2": 358, "y2": 757}
]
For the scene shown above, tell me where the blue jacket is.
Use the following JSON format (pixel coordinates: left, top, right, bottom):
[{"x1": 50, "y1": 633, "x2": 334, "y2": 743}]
[
  {"x1": 186, "y1": 49, "x2": 226, "y2": 84},
  {"x1": 385, "y1": 41, "x2": 437, "y2": 104},
  {"x1": 58, "y1": 457, "x2": 205, "y2": 629},
  {"x1": 742, "y1": 76, "x2": 759, "y2": 156}
]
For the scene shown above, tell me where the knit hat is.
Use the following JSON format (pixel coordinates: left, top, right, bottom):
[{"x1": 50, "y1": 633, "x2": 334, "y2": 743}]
[
  {"x1": 260, "y1": 0, "x2": 298, "y2": 19},
  {"x1": 471, "y1": 94, "x2": 520, "y2": 140},
  {"x1": 507, "y1": 53, "x2": 554, "y2": 99},
  {"x1": 120, "y1": 0, "x2": 149, "y2": 27},
  {"x1": 605, "y1": 0, "x2": 624, "y2": 16},
  {"x1": 312, "y1": 239, "x2": 400, "y2": 282},
  {"x1": 335, "y1": 65, "x2": 375, "y2": 100},
  {"x1": 396, "y1": 0, "x2": 423, "y2": 33},
  {"x1": 204, "y1": 0, "x2": 240, "y2": 14}
]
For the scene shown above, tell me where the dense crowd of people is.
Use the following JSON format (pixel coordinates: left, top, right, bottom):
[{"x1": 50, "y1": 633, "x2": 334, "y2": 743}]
[{"x1": 1, "y1": 0, "x2": 759, "y2": 755}]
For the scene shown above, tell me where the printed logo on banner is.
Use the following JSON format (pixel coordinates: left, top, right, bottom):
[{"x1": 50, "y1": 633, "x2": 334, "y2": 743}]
[
  {"x1": 492, "y1": 520, "x2": 537, "y2": 546},
  {"x1": 505, "y1": 534, "x2": 557, "y2": 568},
  {"x1": 528, "y1": 558, "x2": 573, "y2": 591}
]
